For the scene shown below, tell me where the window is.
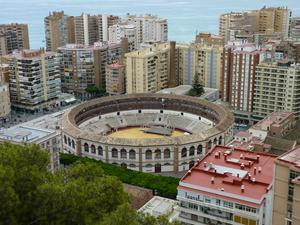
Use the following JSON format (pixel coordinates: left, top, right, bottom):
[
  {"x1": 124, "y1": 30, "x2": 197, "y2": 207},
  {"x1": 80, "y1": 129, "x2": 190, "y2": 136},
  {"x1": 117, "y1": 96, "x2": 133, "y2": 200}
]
[
  {"x1": 146, "y1": 150, "x2": 152, "y2": 159},
  {"x1": 64, "y1": 135, "x2": 67, "y2": 144},
  {"x1": 181, "y1": 148, "x2": 187, "y2": 158},
  {"x1": 120, "y1": 149, "x2": 127, "y2": 159},
  {"x1": 204, "y1": 197, "x2": 211, "y2": 203},
  {"x1": 91, "y1": 145, "x2": 96, "y2": 154},
  {"x1": 207, "y1": 140, "x2": 212, "y2": 149},
  {"x1": 112, "y1": 148, "x2": 118, "y2": 158},
  {"x1": 71, "y1": 140, "x2": 75, "y2": 149},
  {"x1": 164, "y1": 149, "x2": 170, "y2": 159},
  {"x1": 98, "y1": 146, "x2": 103, "y2": 156},
  {"x1": 155, "y1": 149, "x2": 161, "y2": 159},
  {"x1": 197, "y1": 145, "x2": 203, "y2": 155},
  {"x1": 223, "y1": 201, "x2": 233, "y2": 208},
  {"x1": 129, "y1": 150, "x2": 136, "y2": 159},
  {"x1": 84, "y1": 143, "x2": 89, "y2": 152},
  {"x1": 218, "y1": 136, "x2": 223, "y2": 145},
  {"x1": 189, "y1": 146, "x2": 195, "y2": 156},
  {"x1": 213, "y1": 138, "x2": 217, "y2": 145},
  {"x1": 68, "y1": 138, "x2": 71, "y2": 147}
]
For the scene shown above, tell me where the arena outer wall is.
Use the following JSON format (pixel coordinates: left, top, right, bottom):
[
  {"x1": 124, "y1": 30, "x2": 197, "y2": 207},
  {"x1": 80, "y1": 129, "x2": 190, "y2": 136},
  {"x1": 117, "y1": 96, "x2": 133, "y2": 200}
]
[{"x1": 62, "y1": 94, "x2": 234, "y2": 173}]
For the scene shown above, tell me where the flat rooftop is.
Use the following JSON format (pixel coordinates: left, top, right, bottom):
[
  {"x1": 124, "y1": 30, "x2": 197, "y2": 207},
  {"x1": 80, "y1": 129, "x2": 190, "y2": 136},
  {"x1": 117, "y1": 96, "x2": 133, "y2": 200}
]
[
  {"x1": 156, "y1": 85, "x2": 192, "y2": 96},
  {"x1": 277, "y1": 145, "x2": 300, "y2": 168},
  {"x1": 0, "y1": 126, "x2": 54, "y2": 143},
  {"x1": 179, "y1": 145, "x2": 277, "y2": 207},
  {"x1": 0, "y1": 106, "x2": 76, "y2": 143},
  {"x1": 138, "y1": 196, "x2": 179, "y2": 221},
  {"x1": 251, "y1": 111, "x2": 293, "y2": 131}
]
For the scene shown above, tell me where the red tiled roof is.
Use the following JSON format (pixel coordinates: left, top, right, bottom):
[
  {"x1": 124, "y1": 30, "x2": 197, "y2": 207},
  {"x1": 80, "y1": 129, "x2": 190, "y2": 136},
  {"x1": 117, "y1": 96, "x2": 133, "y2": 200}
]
[{"x1": 179, "y1": 145, "x2": 276, "y2": 207}]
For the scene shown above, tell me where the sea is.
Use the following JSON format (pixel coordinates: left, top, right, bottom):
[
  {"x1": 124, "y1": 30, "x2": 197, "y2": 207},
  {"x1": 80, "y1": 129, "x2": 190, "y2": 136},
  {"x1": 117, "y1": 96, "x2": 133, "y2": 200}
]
[{"x1": 1, "y1": 0, "x2": 299, "y2": 49}]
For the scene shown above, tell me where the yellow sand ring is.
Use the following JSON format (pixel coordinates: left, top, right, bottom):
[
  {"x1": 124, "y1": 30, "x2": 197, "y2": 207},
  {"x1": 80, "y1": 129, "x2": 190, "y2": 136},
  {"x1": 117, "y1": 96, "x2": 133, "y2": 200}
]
[{"x1": 108, "y1": 127, "x2": 185, "y2": 139}]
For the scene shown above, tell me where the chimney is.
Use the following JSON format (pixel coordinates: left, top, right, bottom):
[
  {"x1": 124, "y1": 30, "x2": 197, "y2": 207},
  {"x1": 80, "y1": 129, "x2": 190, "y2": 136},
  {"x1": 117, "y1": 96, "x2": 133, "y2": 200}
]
[
  {"x1": 254, "y1": 167, "x2": 257, "y2": 175},
  {"x1": 258, "y1": 166, "x2": 262, "y2": 173},
  {"x1": 252, "y1": 178, "x2": 256, "y2": 183},
  {"x1": 224, "y1": 154, "x2": 227, "y2": 161},
  {"x1": 240, "y1": 154, "x2": 244, "y2": 159},
  {"x1": 204, "y1": 162, "x2": 207, "y2": 168},
  {"x1": 241, "y1": 163, "x2": 245, "y2": 170},
  {"x1": 215, "y1": 152, "x2": 219, "y2": 158},
  {"x1": 168, "y1": 41, "x2": 177, "y2": 87},
  {"x1": 257, "y1": 155, "x2": 260, "y2": 162},
  {"x1": 241, "y1": 185, "x2": 245, "y2": 193},
  {"x1": 211, "y1": 177, "x2": 215, "y2": 184},
  {"x1": 237, "y1": 173, "x2": 240, "y2": 178}
]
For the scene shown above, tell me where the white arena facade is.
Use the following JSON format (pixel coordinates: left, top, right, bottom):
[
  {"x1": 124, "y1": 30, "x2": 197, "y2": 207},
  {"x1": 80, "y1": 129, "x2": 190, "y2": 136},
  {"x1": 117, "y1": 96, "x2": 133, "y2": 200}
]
[{"x1": 62, "y1": 94, "x2": 234, "y2": 173}]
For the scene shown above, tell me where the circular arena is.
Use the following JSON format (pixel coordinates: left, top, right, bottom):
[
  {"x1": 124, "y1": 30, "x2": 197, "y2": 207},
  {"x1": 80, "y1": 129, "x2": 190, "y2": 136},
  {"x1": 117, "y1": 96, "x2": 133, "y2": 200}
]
[{"x1": 62, "y1": 94, "x2": 234, "y2": 173}]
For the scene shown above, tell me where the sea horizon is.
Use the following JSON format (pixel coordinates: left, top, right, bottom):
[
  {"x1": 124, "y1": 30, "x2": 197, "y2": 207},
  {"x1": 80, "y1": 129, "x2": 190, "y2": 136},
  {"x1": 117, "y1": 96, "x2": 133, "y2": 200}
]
[{"x1": 1, "y1": 0, "x2": 299, "y2": 49}]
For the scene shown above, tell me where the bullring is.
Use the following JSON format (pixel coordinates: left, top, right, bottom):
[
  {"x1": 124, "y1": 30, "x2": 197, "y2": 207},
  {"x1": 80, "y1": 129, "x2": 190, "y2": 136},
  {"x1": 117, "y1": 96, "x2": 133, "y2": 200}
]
[{"x1": 62, "y1": 94, "x2": 234, "y2": 173}]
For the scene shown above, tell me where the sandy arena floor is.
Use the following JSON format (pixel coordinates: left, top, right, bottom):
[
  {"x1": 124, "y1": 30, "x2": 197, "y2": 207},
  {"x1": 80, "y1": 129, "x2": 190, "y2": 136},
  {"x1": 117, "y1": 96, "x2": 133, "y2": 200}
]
[{"x1": 108, "y1": 127, "x2": 185, "y2": 139}]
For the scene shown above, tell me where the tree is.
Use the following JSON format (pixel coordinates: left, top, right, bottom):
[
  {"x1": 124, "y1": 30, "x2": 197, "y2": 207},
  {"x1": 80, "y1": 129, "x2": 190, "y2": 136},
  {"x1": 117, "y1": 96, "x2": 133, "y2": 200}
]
[
  {"x1": 98, "y1": 203, "x2": 181, "y2": 225},
  {"x1": 85, "y1": 85, "x2": 107, "y2": 98},
  {"x1": 0, "y1": 143, "x2": 128, "y2": 225},
  {"x1": 188, "y1": 74, "x2": 204, "y2": 97},
  {"x1": 0, "y1": 143, "x2": 181, "y2": 225}
]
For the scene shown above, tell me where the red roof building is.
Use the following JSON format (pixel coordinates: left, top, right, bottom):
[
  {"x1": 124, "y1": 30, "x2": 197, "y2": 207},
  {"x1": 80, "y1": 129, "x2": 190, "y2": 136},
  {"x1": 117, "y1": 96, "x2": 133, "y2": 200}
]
[{"x1": 177, "y1": 145, "x2": 277, "y2": 225}]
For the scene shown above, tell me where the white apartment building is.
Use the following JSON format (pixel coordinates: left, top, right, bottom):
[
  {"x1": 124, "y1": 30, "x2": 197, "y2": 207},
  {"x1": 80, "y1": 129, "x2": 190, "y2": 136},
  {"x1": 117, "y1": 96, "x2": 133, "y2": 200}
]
[
  {"x1": 124, "y1": 14, "x2": 168, "y2": 44},
  {"x1": 3, "y1": 49, "x2": 61, "y2": 111},
  {"x1": 108, "y1": 24, "x2": 138, "y2": 52}
]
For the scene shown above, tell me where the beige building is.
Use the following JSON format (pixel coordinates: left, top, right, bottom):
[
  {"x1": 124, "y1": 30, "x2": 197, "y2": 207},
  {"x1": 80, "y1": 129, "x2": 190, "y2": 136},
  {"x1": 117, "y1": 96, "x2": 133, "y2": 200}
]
[
  {"x1": 58, "y1": 42, "x2": 125, "y2": 98},
  {"x1": 193, "y1": 43, "x2": 223, "y2": 90},
  {"x1": 177, "y1": 43, "x2": 223, "y2": 90},
  {"x1": 219, "y1": 7, "x2": 291, "y2": 42},
  {"x1": 106, "y1": 62, "x2": 125, "y2": 95},
  {"x1": 254, "y1": 7, "x2": 291, "y2": 38},
  {"x1": 3, "y1": 49, "x2": 61, "y2": 111},
  {"x1": 290, "y1": 17, "x2": 300, "y2": 40},
  {"x1": 125, "y1": 43, "x2": 172, "y2": 93},
  {"x1": 73, "y1": 13, "x2": 119, "y2": 46},
  {"x1": 272, "y1": 146, "x2": 300, "y2": 225},
  {"x1": 126, "y1": 41, "x2": 224, "y2": 94},
  {"x1": 45, "y1": 12, "x2": 120, "y2": 50},
  {"x1": 219, "y1": 12, "x2": 248, "y2": 42},
  {"x1": 0, "y1": 23, "x2": 29, "y2": 56},
  {"x1": 0, "y1": 69, "x2": 10, "y2": 119},
  {"x1": 253, "y1": 62, "x2": 300, "y2": 120},
  {"x1": 195, "y1": 32, "x2": 224, "y2": 46},
  {"x1": 44, "y1": 11, "x2": 75, "y2": 51}
]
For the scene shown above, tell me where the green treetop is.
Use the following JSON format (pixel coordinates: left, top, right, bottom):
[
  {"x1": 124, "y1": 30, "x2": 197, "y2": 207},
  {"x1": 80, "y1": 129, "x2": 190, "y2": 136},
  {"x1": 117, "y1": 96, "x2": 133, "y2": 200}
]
[{"x1": 0, "y1": 143, "x2": 181, "y2": 225}]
